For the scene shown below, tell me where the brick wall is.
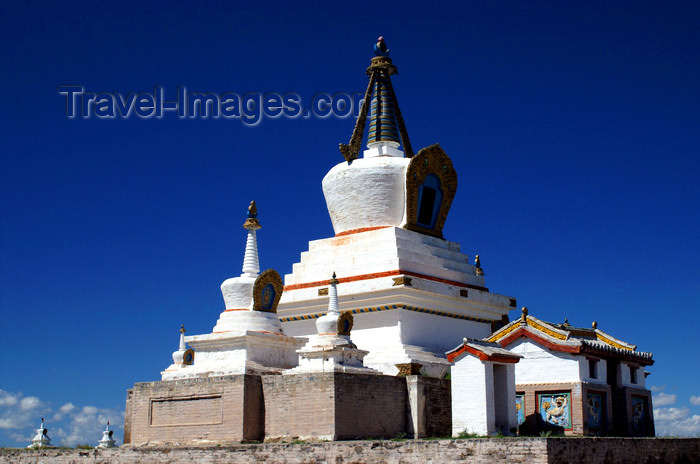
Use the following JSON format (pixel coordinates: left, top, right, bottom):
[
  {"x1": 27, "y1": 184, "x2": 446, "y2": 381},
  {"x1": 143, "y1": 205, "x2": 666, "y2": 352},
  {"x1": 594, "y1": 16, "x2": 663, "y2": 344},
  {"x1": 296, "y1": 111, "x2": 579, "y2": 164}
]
[
  {"x1": 420, "y1": 376, "x2": 451, "y2": 437},
  {"x1": 262, "y1": 372, "x2": 407, "y2": 441},
  {"x1": 2, "y1": 438, "x2": 698, "y2": 464},
  {"x1": 334, "y1": 372, "x2": 406, "y2": 439},
  {"x1": 262, "y1": 372, "x2": 337, "y2": 440},
  {"x1": 126, "y1": 374, "x2": 263, "y2": 444}
]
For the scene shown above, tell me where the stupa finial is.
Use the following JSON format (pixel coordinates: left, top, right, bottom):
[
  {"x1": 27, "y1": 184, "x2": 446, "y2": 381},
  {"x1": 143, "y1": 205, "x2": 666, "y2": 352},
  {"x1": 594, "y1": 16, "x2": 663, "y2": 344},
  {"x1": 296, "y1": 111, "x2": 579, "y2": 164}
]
[
  {"x1": 475, "y1": 254, "x2": 485, "y2": 276},
  {"x1": 328, "y1": 272, "x2": 340, "y2": 315},
  {"x1": 242, "y1": 201, "x2": 261, "y2": 276},
  {"x1": 243, "y1": 201, "x2": 261, "y2": 230},
  {"x1": 374, "y1": 36, "x2": 389, "y2": 56},
  {"x1": 339, "y1": 37, "x2": 413, "y2": 162}
]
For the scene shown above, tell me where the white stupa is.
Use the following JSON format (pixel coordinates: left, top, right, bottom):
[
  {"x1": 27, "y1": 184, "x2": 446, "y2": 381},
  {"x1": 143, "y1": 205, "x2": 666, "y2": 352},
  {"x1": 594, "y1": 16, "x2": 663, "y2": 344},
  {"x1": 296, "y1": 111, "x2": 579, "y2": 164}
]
[
  {"x1": 27, "y1": 418, "x2": 52, "y2": 449},
  {"x1": 161, "y1": 201, "x2": 306, "y2": 380},
  {"x1": 287, "y1": 273, "x2": 378, "y2": 375},
  {"x1": 95, "y1": 422, "x2": 117, "y2": 449},
  {"x1": 278, "y1": 40, "x2": 515, "y2": 376}
]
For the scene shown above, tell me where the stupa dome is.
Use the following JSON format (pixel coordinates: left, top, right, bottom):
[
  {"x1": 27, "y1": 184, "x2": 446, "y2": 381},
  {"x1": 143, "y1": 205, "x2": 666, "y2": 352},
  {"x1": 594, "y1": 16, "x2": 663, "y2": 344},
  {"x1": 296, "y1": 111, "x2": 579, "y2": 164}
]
[
  {"x1": 323, "y1": 156, "x2": 409, "y2": 235},
  {"x1": 326, "y1": 38, "x2": 457, "y2": 239}
]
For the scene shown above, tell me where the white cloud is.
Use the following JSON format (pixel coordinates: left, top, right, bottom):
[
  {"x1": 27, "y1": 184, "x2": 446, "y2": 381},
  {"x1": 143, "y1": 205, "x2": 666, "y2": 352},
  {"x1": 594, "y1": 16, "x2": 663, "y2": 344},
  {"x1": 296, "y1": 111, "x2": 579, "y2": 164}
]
[
  {"x1": 653, "y1": 392, "x2": 677, "y2": 407},
  {"x1": 60, "y1": 406, "x2": 124, "y2": 446},
  {"x1": 19, "y1": 396, "x2": 43, "y2": 411},
  {"x1": 0, "y1": 392, "x2": 46, "y2": 431},
  {"x1": 655, "y1": 407, "x2": 689, "y2": 422},
  {"x1": 690, "y1": 396, "x2": 700, "y2": 406},
  {"x1": 650, "y1": 385, "x2": 666, "y2": 392},
  {"x1": 0, "y1": 390, "x2": 124, "y2": 447},
  {"x1": 59, "y1": 403, "x2": 76, "y2": 414},
  {"x1": 656, "y1": 413, "x2": 700, "y2": 437},
  {"x1": 0, "y1": 390, "x2": 19, "y2": 407}
]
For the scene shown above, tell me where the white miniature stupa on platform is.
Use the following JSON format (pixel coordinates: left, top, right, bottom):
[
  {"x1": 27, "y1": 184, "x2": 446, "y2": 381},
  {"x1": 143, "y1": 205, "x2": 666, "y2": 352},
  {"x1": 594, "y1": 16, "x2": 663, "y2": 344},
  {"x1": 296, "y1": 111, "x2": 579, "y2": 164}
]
[
  {"x1": 161, "y1": 201, "x2": 306, "y2": 380},
  {"x1": 27, "y1": 418, "x2": 52, "y2": 449},
  {"x1": 287, "y1": 273, "x2": 378, "y2": 375},
  {"x1": 95, "y1": 422, "x2": 116, "y2": 449}
]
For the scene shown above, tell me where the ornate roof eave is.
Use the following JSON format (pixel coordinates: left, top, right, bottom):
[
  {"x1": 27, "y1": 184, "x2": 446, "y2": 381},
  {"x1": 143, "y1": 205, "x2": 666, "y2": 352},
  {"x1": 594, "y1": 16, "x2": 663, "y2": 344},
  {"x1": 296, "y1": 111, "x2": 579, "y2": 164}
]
[
  {"x1": 487, "y1": 315, "x2": 571, "y2": 344},
  {"x1": 487, "y1": 313, "x2": 650, "y2": 362},
  {"x1": 579, "y1": 340, "x2": 654, "y2": 366},
  {"x1": 446, "y1": 338, "x2": 522, "y2": 364}
]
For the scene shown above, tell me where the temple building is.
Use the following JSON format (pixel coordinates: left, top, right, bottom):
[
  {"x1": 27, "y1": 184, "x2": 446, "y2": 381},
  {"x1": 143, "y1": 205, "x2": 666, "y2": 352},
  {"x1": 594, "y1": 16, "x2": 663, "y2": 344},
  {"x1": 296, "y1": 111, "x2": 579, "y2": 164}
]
[
  {"x1": 123, "y1": 38, "x2": 654, "y2": 443},
  {"x1": 487, "y1": 308, "x2": 655, "y2": 436}
]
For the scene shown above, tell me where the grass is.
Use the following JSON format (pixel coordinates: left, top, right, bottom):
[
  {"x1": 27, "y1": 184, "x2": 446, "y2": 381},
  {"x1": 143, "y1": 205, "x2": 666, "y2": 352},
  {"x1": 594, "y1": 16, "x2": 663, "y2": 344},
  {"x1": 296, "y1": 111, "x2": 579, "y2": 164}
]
[{"x1": 456, "y1": 429, "x2": 480, "y2": 439}]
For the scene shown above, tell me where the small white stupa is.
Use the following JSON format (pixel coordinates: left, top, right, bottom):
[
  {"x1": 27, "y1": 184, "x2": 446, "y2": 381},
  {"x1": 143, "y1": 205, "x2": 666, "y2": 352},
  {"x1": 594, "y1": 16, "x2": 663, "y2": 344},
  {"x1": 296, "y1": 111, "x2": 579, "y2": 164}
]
[
  {"x1": 287, "y1": 273, "x2": 378, "y2": 374},
  {"x1": 95, "y1": 422, "x2": 116, "y2": 449},
  {"x1": 161, "y1": 201, "x2": 307, "y2": 380},
  {"x1": 27, "y1": 418, "x2": 52, "y2": 449}
]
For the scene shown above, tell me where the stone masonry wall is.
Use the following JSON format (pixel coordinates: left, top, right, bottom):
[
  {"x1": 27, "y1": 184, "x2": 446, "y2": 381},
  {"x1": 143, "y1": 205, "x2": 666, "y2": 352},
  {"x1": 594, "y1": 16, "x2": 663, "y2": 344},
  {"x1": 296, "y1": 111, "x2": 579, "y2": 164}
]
[{"x1": 2, "y1": 438, "x2": 698, "y2": 464}]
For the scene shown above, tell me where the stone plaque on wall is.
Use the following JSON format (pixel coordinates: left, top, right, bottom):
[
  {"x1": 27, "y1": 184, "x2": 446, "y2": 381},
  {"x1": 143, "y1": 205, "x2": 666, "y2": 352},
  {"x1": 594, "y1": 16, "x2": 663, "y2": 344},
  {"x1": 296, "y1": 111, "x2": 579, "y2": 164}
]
[{"x1": 150, "y1": 395, "x2": 223, "y2": 427}]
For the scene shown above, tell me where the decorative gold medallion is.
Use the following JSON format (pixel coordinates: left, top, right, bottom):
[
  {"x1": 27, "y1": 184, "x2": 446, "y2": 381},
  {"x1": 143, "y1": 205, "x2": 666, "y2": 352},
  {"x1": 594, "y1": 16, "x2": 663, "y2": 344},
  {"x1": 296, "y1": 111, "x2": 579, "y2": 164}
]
[
  {"x1": 337, "y1": 311, "x2": 354, "y2": 335},
  {"x1": 253, "y1": 269, "x2": 284, "y2": 313},
  {"x1": 404, "y1": 144, "x2": 457, "y2": 238},
  {"x1": 182, "y1": 348, "x2": 195, "y2": 365}
]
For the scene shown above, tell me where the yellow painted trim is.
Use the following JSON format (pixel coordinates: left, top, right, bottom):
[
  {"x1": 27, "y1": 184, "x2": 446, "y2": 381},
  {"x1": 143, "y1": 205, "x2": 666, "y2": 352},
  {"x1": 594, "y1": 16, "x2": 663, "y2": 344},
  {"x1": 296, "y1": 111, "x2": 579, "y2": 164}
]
[
  {"x1": 486, "y1": 322, "x2": 519, "y2": 342},
  {"x1": 596, "y1": 333, "x2": 633, "y2": 350},
  {"x1": 527, "y1": 318, "x2": 567, "y2": 340}
]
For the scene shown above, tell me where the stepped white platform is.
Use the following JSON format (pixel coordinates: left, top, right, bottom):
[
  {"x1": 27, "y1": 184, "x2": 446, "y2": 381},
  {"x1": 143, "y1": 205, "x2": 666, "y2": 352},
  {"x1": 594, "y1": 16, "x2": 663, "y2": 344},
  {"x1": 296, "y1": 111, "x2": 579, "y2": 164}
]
[{"x1": 278, "y1": 226, "x2": 515, "y2": 376}]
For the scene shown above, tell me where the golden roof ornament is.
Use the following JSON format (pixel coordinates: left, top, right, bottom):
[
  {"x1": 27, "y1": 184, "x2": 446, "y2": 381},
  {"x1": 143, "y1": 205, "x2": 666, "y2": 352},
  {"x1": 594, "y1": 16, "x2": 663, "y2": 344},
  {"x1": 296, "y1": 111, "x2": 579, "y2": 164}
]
[
  {"x1": 521, "y1": 306, "x2": 528, "y2": 322},
  {"x1": 592, "y1": 321, "x2": 598, "y2": 329},
  {"x1": 475, "y1": 254, "x2": 485, "y2": 276},
  {"x1": 243, "y1": 200, "x2": 261, "y2": 230}
]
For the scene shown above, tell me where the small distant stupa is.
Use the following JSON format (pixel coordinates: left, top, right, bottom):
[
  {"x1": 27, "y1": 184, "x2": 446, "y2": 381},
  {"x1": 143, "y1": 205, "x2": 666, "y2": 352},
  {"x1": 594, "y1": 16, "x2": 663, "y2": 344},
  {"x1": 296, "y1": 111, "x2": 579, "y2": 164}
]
[
  {"x1": 27, "y1": 418, "x2": 52, "y2": 449},
  {"x1": 96, "y1": 422, "x2": 116, "y2": 449}
]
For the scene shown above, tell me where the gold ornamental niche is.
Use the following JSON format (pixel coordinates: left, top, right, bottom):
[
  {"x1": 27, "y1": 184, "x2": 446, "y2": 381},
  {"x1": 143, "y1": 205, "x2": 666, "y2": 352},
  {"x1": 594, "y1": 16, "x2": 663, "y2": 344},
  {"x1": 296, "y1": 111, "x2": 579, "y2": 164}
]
[
  {"x1": 404, "y1": 144, "x2": 457, "y2": 238},
  {"x1": 253, "y1": 269, "x2": 284, "y2": 313}
]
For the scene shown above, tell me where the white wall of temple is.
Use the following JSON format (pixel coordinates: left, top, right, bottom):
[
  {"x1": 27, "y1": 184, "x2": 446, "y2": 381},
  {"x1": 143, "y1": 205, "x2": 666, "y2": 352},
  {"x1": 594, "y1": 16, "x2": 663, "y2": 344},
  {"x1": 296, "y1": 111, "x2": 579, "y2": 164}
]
[
  {"x1": 508, "y1": 339, "x2": 581, "y2": 384},
  {"x1": 620, "y1": 361, "x2": 647, "y2": 389},
  {"x1": 577, "y1": 356, "x2": 608, "y2": 385},
  {"x1": 451, "y1": 355, "x2": 492, "y2": 436}
]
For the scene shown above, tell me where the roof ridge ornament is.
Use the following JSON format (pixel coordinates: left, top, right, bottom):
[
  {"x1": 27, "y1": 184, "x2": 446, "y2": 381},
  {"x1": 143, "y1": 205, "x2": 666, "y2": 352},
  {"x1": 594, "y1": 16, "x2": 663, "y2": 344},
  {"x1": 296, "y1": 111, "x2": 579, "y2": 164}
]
[{"x1": 339, "y1": 37, "x2": 413, "y2": 162}]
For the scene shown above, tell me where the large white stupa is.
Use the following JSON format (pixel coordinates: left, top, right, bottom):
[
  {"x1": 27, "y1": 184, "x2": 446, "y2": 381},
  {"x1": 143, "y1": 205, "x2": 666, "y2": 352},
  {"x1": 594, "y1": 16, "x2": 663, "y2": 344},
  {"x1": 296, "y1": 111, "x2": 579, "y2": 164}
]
[{"x1": 277, "y1": 40, "x2": 516, "y2": 376}]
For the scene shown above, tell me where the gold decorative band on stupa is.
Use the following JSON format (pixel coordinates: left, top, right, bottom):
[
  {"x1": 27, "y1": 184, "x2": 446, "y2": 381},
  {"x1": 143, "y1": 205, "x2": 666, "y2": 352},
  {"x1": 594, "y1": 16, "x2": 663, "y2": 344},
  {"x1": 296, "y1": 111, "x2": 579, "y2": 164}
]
[
  {"x1": 279, "y1": 303, "x2": 495, "y2": 324},
  {"x1": 243, "y1": 200, "x2": 261, "y2": 230}
]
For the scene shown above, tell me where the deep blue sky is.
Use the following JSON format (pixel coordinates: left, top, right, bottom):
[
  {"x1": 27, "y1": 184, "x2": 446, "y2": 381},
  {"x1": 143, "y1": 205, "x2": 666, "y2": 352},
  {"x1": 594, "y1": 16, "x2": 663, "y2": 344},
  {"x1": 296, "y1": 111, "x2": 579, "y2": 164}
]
[{"x1": 1, "y1": 1, "x2": 698, "y2": 445}]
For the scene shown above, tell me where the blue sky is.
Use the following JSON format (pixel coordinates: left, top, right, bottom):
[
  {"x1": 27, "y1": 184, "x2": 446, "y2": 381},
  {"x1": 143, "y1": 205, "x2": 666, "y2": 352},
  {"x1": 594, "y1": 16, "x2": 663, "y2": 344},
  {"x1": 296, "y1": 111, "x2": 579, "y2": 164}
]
[{"x1": 1, "y1": 1, "x2": 698, "y2": 445}]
